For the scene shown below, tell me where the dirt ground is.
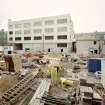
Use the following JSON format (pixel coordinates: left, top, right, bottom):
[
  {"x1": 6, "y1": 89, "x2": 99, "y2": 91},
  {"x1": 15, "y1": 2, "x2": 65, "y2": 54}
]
[{"x1": 0, "y1": 74, "x2": 18, "y2": 94}]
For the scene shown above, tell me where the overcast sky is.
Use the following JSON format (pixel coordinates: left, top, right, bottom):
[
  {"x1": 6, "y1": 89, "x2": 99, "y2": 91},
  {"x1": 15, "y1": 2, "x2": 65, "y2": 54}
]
[{"x1": 0, "y1": 0, "x2": 105, "y2": 33}]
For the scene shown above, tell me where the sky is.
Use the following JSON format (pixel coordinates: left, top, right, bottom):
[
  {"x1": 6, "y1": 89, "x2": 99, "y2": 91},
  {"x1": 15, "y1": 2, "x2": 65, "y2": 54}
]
[{"x1": 0, "y1": 0, "x2": 105, "y2": 33}]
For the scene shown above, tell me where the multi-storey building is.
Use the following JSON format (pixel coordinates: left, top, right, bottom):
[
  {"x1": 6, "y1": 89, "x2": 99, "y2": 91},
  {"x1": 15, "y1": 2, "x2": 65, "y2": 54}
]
[{"x1": 8, "y1": 14, "x2": 74, "y2": 54}]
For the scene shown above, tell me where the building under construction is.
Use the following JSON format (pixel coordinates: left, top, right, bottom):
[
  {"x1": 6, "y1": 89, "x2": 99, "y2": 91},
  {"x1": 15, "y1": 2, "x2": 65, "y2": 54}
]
[{"x1": 0, "y1": 14, "x2": 104, "y2": 105}]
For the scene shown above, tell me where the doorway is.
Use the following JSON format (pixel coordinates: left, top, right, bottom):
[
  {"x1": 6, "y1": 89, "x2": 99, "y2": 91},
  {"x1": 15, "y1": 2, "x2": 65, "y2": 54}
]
[
  {"x1": 61, "y1": 49, "x2": 63, "y2": 52},
  {"x1": 48, "y1": 48, "x2": 50, "y2": 52},
  {"x1": 72, "y1": 42, "x2": 76, "y2": 53}
]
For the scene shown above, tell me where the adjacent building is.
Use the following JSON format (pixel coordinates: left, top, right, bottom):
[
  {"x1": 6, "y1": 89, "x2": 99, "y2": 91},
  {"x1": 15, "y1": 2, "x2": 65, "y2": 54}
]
[
  {"x1": 75, "y1": 32, "x2": 105, "y2": 56},
  {"x1": 0, "y1": 29, "x2": 7, "y2": 46},
  {"x1": 8, "y1": 14, "x2": 74, "y2": 54}
]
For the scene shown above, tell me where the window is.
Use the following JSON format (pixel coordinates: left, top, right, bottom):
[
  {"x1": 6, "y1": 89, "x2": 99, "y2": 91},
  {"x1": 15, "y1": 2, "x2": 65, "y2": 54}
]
[
  {"x1": 24, "y1": 30, "x2": 30, "y2": 34},
  {"x1": 57, "y1": 18, "x2": 67, "y2": 24},
  {"x1": 15, "y1": 30, "x2": 21, "y2": 34},
  {"x1": 94, "y1": 41, "x2": 97, "y2": 45},
  {"x1": 9, "y1": 31, "x2": 13, "y2": 35},
  {"x1": 8, "y1": 51, "x2": 12, "y2": 54},
  {"x1": 57, "y1": 27, "x2": 67, "y2": 32},
  {"x1": 45, "y1": 28, "x2": 54, "y2": 33},
  {"x1": 90, "y1": 51, "x2": 93, "y2": 54},
  {"x1": 9, "y1": 37, "x2": 13, "y2": 41},
  {"x1": 9, "y1": 25, "x2": 13, "y2": 29},
  {"x1": 24, "y1": 37, "x2": 31, "y2": 40},
  {"x1": 34, "y1": 36, "x2": 42, "y2": 40},
  {"x1": 15, "y1": 37, "x2": 21, "y2": 41},
  {"x1": 33, "y1": 29, "x2": 42, "y2": 34},
  {"x1": 94, "y1": 50, "x2": 98, "y2": 54},
  {"x1": 24, "y1": 23, "x2": 31, "y2": 28},
  {"x1": 57, "y1": 35, "x2": 67, "y2": 39},
  {"x1": 57, "y1": 43, "x2": 67, "y2": 47},
  {"x1": 45, "y1": 20, "x2": 54, "y2": 25},
  {"x1": 45, "y1": 36, "x2": 54, "y2": 40},
  {"x1": 15, "y1": 24, "x2": 21, "y2": 28},
  {"x1": 25, "y1": 48, "x2": 30, "y2": 51},
  {"x1": 33, "y1": 21, "x2": 42, "y2": 26},
  {"x1": 75, "y1": 76, "x2": 78, "y2": 79}
]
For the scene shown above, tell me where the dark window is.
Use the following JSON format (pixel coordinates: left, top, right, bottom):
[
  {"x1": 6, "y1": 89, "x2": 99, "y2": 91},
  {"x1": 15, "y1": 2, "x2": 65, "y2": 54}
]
[
  {"x1": 57, "y1": 35, "x2": 67, "y2": 39},
  {"x1": 90, "y1": 51, "x2": 93, "y2": 54},
  {"x1": 25, "y1": 48, "x2": 30, "y2": 51},
  {"x1": 24, "y1": 37, "x2": 31, "y2": 40},
  {"x1": 9, "y1": 37, "x2": 13, "y2": 41},
  {"x1": 94, "y1": 50, "x2": 98, "y2": 54},
  {"x1": 34, "y1": 36, "x2": 42, "y2": 40},
  {"x1": 57, "y1": 43, "x2": 67, "y2": 47},
  {"x1": 45, "y1": 36, "x2": 54, "y2": 40},
  {"x1": 48, "y1": 49, "x2": 51, "y2": 52},
  {"x1": 14, "y1": 44, "x2": 23, "y2": 50},
  {"x1": 61, "y1": 49, "x2": 63, "y2": 52},
  {"x1": 15, "y1": 37, "x2": 21, "y2": 41},
  {"x1": 9, "y1": 31, "x2": 13, "y2": 35},
  {"x1": 8, "y1": 51, "x2": 12, "y2": 54},
  {"x1": 94, "y1": 41, "x2": 97, "y2": 45},
  {"x1": 72, "y1": 42, "x2": 76, "y2": 53}
]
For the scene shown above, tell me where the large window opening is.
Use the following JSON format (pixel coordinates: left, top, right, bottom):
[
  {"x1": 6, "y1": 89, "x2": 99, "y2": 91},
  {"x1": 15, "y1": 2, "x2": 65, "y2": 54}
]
[
  {"x1": 14, "y1": 43, "x2": 23, "y2": 50},
  {"x1": 57, "y1": 43, "x2": 67, "y2": 47}
]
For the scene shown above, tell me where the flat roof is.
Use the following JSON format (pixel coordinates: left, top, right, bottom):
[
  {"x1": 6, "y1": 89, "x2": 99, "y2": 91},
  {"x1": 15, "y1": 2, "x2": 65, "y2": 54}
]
[{"x1": 8, "y1": 14, "x2": 71, "y2": 23}]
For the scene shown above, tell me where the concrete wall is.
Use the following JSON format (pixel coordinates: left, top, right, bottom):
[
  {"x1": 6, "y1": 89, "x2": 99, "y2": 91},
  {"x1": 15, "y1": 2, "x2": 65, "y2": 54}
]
[
  {"x1": 76, "y1": 40, "x2": 103, "y2": 55},
  {"x1": 75, "y1": 32, "x2": 105, "y2": 56},
  {"x1": 23, "y1": 43, "x2": 72, "y2": 54}
]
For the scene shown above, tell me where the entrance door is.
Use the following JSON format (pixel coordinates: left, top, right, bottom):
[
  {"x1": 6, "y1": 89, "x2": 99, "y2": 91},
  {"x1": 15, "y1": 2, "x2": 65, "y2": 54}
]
[
  {"x1": 61, "y1": 49, "x2": 63, "y2": 52},
  {"x1": 72, "y1": 42, "x2": 76, "y2": 53},
  {"x1": 48, "y1": 48, "x2": 50, "y2": 52}
]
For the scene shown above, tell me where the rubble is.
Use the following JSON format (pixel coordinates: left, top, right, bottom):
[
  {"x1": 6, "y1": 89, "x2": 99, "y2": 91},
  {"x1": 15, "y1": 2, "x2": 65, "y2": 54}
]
[{"x1": 0, "y1": 51, "x2": 104, "y2": 105}]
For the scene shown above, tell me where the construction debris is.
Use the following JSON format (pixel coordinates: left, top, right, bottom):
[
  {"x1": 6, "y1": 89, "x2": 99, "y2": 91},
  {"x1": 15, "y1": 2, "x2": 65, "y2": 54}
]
[{"x1": 0, "y1": 52, "x2": 104, "y2": 105}]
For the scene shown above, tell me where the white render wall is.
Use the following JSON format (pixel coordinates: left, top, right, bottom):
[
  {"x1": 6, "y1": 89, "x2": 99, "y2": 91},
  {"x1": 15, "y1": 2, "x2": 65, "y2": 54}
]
[
  {"x1": 76, "y1": 40, "x2": 101, "y2": 55},
  {"x1": 8, "y1": 14, "x2": 74, "y2": 54},
  {"x1": 76, "y1": 33, "x2": 104, "y2": 56},
  {"x1": 23, "y1": 43, "x2": 72, "y2": 54}
]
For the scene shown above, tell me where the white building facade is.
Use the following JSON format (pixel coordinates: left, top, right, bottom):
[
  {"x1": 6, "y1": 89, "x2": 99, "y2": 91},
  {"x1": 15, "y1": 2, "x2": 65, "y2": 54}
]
[
  {"x1": 8, "y1": 14, "x2": 74, "y2": 54},
  {"x1": 75, "y1": 32, "x2": 105, "y2": 56}
]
